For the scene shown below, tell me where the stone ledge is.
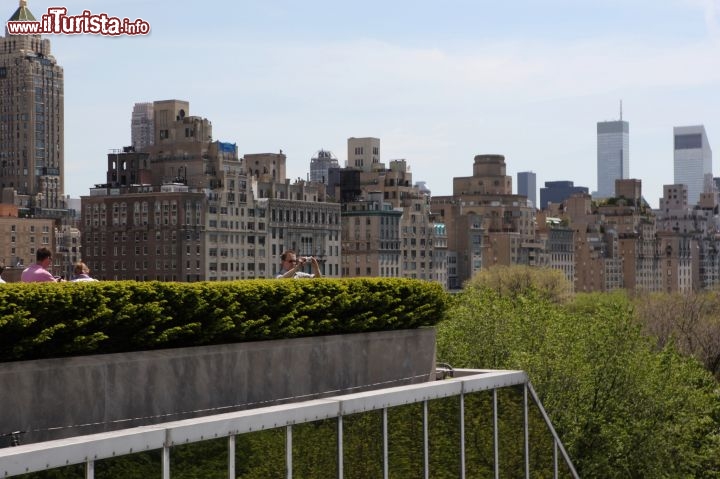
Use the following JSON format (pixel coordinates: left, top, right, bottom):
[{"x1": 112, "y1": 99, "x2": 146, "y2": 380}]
[{"x1": 0, "y1": 328, "x2": 436, "y2": 445}]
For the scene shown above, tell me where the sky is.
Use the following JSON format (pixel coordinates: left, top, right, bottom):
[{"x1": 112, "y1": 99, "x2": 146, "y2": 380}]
[{"x1": 11, "y1": 0, "x2": 720, "y2": 208}]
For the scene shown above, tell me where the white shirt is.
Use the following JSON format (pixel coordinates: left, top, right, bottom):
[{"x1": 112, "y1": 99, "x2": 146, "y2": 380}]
[
  {"x1": 276, "y1": 269, "x2": 314, "y2": 279},
  {"x1": 71, "y1": 274, "x2": 98, "y2": 282}
]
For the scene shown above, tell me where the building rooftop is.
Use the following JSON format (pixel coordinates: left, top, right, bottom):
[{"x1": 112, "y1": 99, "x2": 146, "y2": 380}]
[{"x1": 8, "y1": 0, "x2": 35, "y2": 22}]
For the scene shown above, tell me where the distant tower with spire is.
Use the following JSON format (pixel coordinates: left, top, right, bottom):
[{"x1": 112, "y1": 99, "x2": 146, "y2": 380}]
[
  {"x1": 596, "y1": 101, "x2": 629, "y2": 198},
  {"x1": 0, "y1": 0, "x2": 65, "y2": 210}
]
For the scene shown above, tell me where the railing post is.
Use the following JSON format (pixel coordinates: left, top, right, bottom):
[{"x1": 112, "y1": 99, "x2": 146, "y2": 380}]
[
  {"x1": 383, "y1": 407, "x2": 389, "y2": 479},
  {"x1": 493, "y1": 389, "x2": 499, "y2": 479},
  {"x1": 524, "y1": 384, "x2": 530, "y2": 479},
  {"x1": 85, "y1": 460, "x2": 94, "y2": 479},
  {"x1": 423, "y1": 400, "x2": 429, "y2": 479},
  {"x1": 286, "y1": 425, "x2": 293, "y2": 479},
  {"x1": 338, "y1": 416, "x2": 344, "y2": 479},
  {"x1": 228, "y1": 435, "x2": 235, "y2": 479},
  {"x1": 460, "y1": 391, "x2": 466, "y2": 479},
  {"x1": 526, "y1": 382, "x2": 580, "y2": 478},
  {"x1": 162, "y1": 445, "x2": 170, "y2": 479}
]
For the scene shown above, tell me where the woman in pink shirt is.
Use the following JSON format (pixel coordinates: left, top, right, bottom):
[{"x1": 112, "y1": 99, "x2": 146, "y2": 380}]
[{"x1": 21, "y1": 247, "x2": 58, "y2": 283}]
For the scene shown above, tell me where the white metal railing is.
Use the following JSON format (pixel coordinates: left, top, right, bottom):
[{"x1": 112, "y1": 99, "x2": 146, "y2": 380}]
[{"x1": 0, "y1": 369, "x2": 579, "y2": 478}]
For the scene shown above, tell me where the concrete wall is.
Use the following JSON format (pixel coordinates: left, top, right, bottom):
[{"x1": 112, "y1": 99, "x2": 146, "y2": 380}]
[{"x1": 0, "y1": 328, "x2": 436, "y2": 446}]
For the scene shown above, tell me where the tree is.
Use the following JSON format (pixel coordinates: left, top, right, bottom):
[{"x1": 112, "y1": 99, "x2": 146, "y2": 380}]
[
  {"x1": 465, "y1": 265, "x2": 572, "y2": 304},
  {"x1": 635, "y1": 290, "x2": 720, "y2": 380},
  {"x1": 436, "y1": 274, "x2": 720, "y2": 478}
]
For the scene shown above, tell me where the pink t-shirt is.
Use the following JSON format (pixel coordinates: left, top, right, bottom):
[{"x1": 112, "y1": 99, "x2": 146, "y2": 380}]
[{"x1": 21, "y1": 264, "x2": 56, "y2": 283}]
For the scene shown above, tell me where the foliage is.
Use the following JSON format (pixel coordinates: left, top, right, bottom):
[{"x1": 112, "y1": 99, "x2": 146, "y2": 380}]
[
  {"x1": 635, "y1": 290, "x2": 720, "y2": 380},
  {"x1": 436, "y1": 280, "x2": 720, "y2": 478},
  {"x1": 465, "y1": 265, "x2": 572, "y2": 304},
  {"x1": 0, "y1": 278, "x2": 448, "y2": 362},
  {"x1": 235, "y1": 428, "x2": 286, "y2": 478}
]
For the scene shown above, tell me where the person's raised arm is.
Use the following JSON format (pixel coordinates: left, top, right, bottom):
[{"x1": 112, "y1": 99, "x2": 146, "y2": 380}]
[
  {"x1": 279, "y1": 262, "x2": 302, "y2": 278},
  {"x1": 310, "y1": 257, "x2": 322, "y2": 278}
]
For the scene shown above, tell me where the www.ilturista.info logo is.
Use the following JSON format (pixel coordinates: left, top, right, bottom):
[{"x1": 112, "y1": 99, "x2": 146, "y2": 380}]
[{"x1": 6, "y1": 7, "x2": 150, "y2": 36}]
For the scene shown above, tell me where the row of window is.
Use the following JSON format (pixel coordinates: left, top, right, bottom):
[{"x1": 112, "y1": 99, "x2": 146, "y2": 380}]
[
  {"x1": 93, "y1": 260, "x2": 193, "y2": 271},
  {"x1": 86, "y1": 230, "x2": 191, "y2": 243},
  {"x1": 6, "y1": 224, "x2": 51, "y2": 233},
  {"x1": 270, "y1": 208, "x2": 339, "y2": 225},
  {"x1": 8, "y1": 235, "x2": 50, "y2": 245}
]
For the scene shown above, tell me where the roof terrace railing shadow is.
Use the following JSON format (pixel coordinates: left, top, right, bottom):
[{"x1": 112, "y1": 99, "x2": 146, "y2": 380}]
[{"x1": 0, "y1": 369, "x2": 578, "y2": 478}]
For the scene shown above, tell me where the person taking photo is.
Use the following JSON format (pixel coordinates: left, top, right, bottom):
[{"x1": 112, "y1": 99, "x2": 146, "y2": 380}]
[{"x1": 276, "y1": 250, "x2": 322, "y2": 279}]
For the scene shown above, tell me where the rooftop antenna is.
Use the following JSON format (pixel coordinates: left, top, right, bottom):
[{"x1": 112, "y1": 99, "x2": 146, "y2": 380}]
[{"x1": 619, "y1": 100, "x2": 623, "y2": 121}]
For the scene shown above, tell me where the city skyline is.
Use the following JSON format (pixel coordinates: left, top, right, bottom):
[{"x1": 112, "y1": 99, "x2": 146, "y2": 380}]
[{"x1": 10, "y1": 0, "x2": 720, "y2": 208}]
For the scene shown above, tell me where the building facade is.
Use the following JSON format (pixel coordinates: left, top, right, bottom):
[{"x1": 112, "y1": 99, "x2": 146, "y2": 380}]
[
  {"x1": 329, "y1": 138, "x2": 442, "y2": 284},
  {"x1": 539, "y1": 181, "x2": 589, "y2": 210},
  {"x1": 0, "y1": 207, "x2": 55, "y2": 274},
  {"x1": 54, "y1": 223, "x2": 81, "y2": 279},
  {"x1": 131, "y1": 102, "x2": 154, "y2": 152},
  {"x1": 362, "y1": 160, "x2": 435, "y2": 280},
  {"x1": 546, "y1": 226, "x2": 574, "y2": 290},
  {"x1": 341, "y1": 192, "x2": 402, "y2": 278},
  {"x1": 431, "y1": 222, "x2": 448, "y2": 287},
  {"x1": 82, "y1": 184, "x2": 206, "y2": 281},
  {"x1": 309, "y1": 149, "x2": 339, "y2": 184},
  {"x1": 256, "y1": 178, "x2": 341, "y2": 279},
  {"x1": 81, "y1": 100, "x2": 341, "y2": 281},
  {"x1": 431, "y1": 154, "x2": 536, "y2": 288},
  {"x1": 347, "y1": 137, "x2": 381, "y2": 171}
]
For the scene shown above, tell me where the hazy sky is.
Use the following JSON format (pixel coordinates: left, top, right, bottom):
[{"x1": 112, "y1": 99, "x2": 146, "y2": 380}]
[{"x1": 14, "y1": 0, "x2": 720, "y2": 207}]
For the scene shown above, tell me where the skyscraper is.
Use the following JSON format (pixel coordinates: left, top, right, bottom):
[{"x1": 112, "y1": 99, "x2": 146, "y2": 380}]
[
  {"x1": 131, "y1": 102, "x2": 154, "y2": 152},
  {"x1": 309, "y1": 149, "x2": 339, "y2": 184},
  {"x1": 674, "y1": 125, "x2": 712, "y2": 206},
  {"x1": 517, "y1": 171, "x2": 536, "y2": 207},
  {"x1": 596, "y1": 119, "x2": 629, "y2": 198},
  {"x1": 540, "y1": 181, "x2": 589, "y2": 209},
  {"x1": 0, "y1": 0, "x2": 65, "y2": 209}
]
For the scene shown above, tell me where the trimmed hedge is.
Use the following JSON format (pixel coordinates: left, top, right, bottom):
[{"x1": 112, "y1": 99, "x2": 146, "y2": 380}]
[{"x1": 0, "y1": 278, "x2": 448, "y2": 362}]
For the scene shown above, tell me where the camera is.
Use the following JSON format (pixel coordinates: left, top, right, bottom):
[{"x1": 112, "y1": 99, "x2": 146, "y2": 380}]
[{"x1": 301, "y1": 256, "x2": 312, "y2": 262}]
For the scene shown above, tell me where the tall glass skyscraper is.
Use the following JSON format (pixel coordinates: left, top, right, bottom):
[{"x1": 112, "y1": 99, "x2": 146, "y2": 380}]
[
  {"x1": 517, "y1": 171, "x2": 536, "y2": 207},
  {"x1": 674, "y1": 125, "x2": 712, "y2": 206},
  {"x1": 596, "y1": 120, "x2": 629, "y2": 198}
]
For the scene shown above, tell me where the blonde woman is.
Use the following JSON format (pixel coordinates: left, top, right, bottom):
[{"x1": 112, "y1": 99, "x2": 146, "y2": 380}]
[{"x1": 71, "y1": 262, "x2": 98, "y2": 282}]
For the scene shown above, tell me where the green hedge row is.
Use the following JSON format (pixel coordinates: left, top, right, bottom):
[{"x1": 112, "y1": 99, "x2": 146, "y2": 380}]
[{"x1": 0, "y1": 278, "x2": 448, "y2": 362}]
